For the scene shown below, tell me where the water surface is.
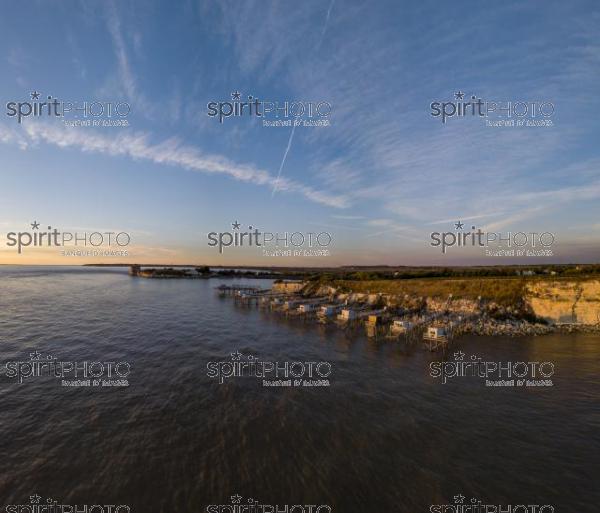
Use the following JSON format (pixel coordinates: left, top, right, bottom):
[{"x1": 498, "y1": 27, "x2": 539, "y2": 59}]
[{"x1": 0, "y1": 266, "x2": 598, "y2": 511}]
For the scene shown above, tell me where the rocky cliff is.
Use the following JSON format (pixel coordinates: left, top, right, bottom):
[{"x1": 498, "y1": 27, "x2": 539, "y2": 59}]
[
  {"x1": 526, "y1": 280, "x2": 600, "y2": 324},
  {"x1": 308, "y1": 278, "x2": 600, "y2": 326}
]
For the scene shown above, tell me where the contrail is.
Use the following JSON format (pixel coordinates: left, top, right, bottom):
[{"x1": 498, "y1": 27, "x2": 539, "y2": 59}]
[
  {"x1": 272, "y1": 123, "x2": 296, "y2": 196},
  {"x1": 317, "y1": 0, "x2": 336, "y2": 49},
  {"x1": 273, "y1": 0, "x2": 335, "y2": 197}
]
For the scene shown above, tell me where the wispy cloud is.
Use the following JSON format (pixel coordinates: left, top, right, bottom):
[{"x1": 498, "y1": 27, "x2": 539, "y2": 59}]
[
  {"x1": 214, "y1": 1, "x2": 600, "y2": 235},
  {"x1": 307, "y1": 221, "x2": 363, "y2": 232},
  {"x1": 332, "y1": 214, "x2": 365, "y2": 220},
  {"x1": 363, "y1": 218, "x2": 423, "y2": 242},
  {"x1": 0, "y1": 124, "x2": 27, "y2": 149},
  {"x1": 428, "y1": 212, "x2": 506, "y2": 225},
  {"x1": 104, "y1": 0, "x2": 153, "y2": 115},
  {"x1": 481, "y1": 207, "x2": 547, "y2": 232},
  {"x1": 1, "y1": 122, "x2": 349, "y2": 209}
]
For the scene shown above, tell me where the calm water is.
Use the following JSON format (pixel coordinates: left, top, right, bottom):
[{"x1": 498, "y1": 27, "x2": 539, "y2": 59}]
[{"x1": 0, "y1": 266, "x2": 598, "y2": 512}]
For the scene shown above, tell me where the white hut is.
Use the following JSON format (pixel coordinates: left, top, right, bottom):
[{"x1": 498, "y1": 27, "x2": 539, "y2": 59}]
[
  {"x1": 283, "y1": 299, "x2": 302, "y2": 310},
  {"x1": 424, "y1": 326, "x2": 447, "y2": 340},
  {"x1": 365, "y1": 311, "x2": 386, "y2": 324},
  {"x1": 338, "y1": 308, "x2": 357, "y2": 321},
  {"x1": 319, "y1": 304, "x2": 340, "y2": 317},
  {"x1": 391, "y1": 320, "x2": 412, "y2": 334}
]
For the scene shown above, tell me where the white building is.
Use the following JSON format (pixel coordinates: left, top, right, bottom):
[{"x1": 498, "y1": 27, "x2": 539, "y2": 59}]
[
  {"x1": 391, "y1": 320, "x2": 412, "y2": 334},
  {"x1": 425, "y1": 326, "x2": 447, "y2": 339},
  {"x1": 338, "y1": 308, "x2": 357, "y2": 321},
  {"x1": 283, "y1": 300, "x2": 302, "y2": 310},
  {"x1": 319, "y1": 304, "x2": 340, "y2": 317}
]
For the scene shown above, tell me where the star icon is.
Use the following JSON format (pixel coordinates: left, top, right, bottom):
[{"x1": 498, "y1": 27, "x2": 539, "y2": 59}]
[
  {"x1": 454, "y1": 494, "x2": 465, "y2": 504},
  {"x1": 231, "y1": 494, "x2": 242, "y2": 504},
  {"x1": 231, "y1": 91, "x2": 241, "y2": 100},
  {"x1": 454, "y1": 91, "x2": 465, "y2": 100},
  {"x1": 454, "y1": 220, "x2": 464, "y2": 230},
  {"x1": 453, "y1": 351, "x2": 465, "y2": 361},
  {"x1": 31, "y1": 220, "x2": 40, "y2": 230},
  {"x1": 29, "y1": 350, "x2": 42, "y2": 360},
  {"x1": 231, "y1": 351, "x2": 242, "y2": 361},
  {"x1": 30, "y1": 91, "x2": 41, "y2": 100},
  {"x1": 30, "y1": 495, "x2": 42, "y2": 504},
  {"x1": 231, "y1": 221, "x2": 241, "y2": 230}
]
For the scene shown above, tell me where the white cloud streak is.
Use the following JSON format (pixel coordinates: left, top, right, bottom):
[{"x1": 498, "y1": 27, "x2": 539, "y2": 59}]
[
  {"x1": 106, "y1": 1, "x2": 138, "y2": 102},
  {"x1": 1, "y1": 122, "x2": 349, "y2": 209}
]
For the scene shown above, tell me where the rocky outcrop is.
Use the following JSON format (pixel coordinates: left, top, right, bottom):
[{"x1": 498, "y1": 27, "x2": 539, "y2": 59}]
[
  {"x1": 526, "y1": 280, "x2": 600, "y2": 324},
  {"x1": 426, "y1": 298, "x2": 480, "y2": 314},
  {"x1": 306, "y1": 278, "x2": 600, "y2": 327}
]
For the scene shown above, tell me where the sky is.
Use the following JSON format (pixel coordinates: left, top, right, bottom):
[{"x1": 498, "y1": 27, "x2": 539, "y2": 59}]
[{"x1": 0, "y1": 0, "x2": 599, "y2": 266}]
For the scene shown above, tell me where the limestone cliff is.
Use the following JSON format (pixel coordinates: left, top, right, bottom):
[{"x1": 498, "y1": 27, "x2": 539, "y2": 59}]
[{"x1": 526, "y1": 280, "x2": 600, "y2": 324}]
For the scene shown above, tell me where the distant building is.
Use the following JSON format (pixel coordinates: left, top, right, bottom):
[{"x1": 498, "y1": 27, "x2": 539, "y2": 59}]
[
  {"x1": 339, "y1": 308, "x2": 356, "y2": 321},
  {"x1": 424, "y1": 326, "x2": 447, "y2": 340},
  {"x1": 319, "y1": 304, "x2": 341, "y2": 317},
  {"x1": 367, "y1": 314, "x2": 383, "y2": 325},
  {"x1": 391, "y1": 320, "x2": 412, "y2": 334}
]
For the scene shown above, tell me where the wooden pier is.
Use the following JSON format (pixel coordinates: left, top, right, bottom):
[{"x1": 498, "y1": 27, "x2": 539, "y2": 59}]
[
  {"x1": 216, "y1": 283, "x2": 469, "y2": 352},
  {"x1": 215, "y1": 285, "x2": 264, "y2": 297}
]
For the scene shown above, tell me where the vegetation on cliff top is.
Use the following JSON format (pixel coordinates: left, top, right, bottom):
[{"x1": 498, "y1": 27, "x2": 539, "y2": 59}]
[
  {"x1": 330, "y1": 277, "x2": 528, "y2": 307},
  {"x1": 300, "y1": 264, "x2": 600, "y2": 308}
]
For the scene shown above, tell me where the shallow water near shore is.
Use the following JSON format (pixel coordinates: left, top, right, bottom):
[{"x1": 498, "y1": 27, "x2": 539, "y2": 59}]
[{"x1": 0, "y1": 266, "x2": 598, "y2": 512}]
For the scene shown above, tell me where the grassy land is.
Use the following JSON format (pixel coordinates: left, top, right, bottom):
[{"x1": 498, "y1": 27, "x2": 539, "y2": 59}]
[
  {"x1": 325, "y1": 275, "x2": 600, "y2": 308},
  {"x1": 331, "y1": 277, "x2": 525, "y2": 307}
]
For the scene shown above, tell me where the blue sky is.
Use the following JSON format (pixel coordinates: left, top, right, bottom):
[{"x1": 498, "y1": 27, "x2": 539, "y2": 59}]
[{"x1": 1, "y1": 0, "x2": 599, "y2": 265}]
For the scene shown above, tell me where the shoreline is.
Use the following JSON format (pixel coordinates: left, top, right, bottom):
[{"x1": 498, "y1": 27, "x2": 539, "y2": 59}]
[
  {"x1": 122, "y1": 266, "x2": 600, "y2": 340},
  {"x1": 217, "y1": 282, "x2": 600, "y2": 346}
]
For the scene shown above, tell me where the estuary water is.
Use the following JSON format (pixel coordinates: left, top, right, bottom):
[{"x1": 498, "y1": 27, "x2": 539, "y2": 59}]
[{"x1": 0, "y1": 266, "x2": 598, "y2": 512}]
